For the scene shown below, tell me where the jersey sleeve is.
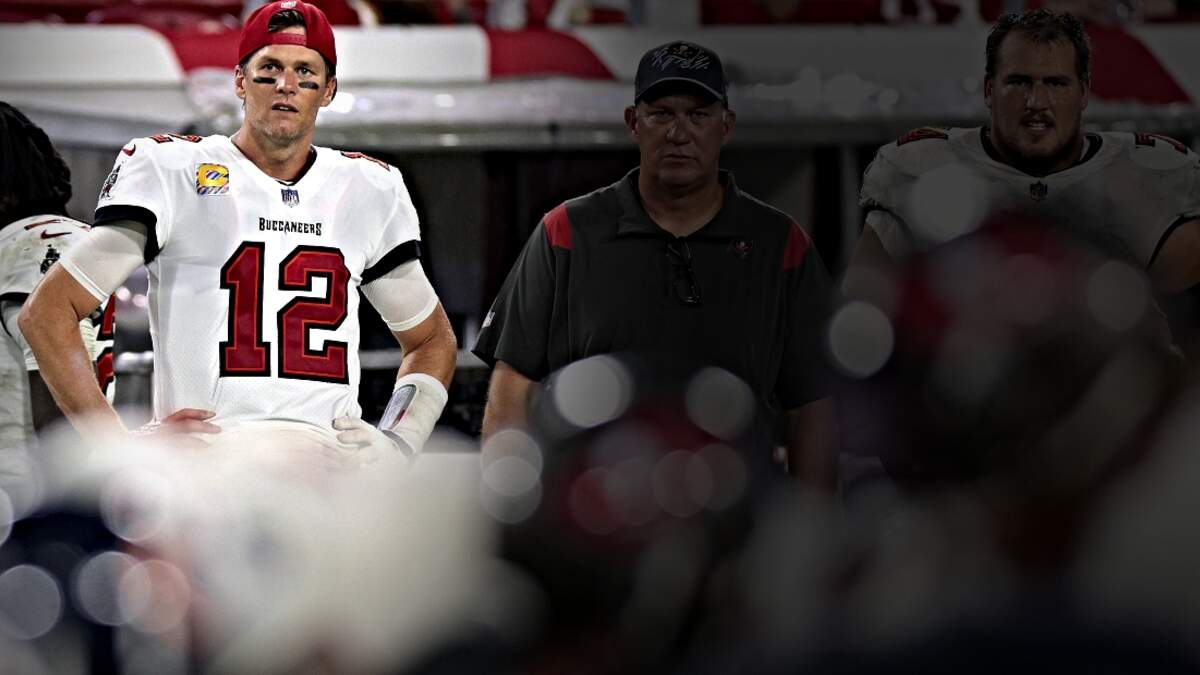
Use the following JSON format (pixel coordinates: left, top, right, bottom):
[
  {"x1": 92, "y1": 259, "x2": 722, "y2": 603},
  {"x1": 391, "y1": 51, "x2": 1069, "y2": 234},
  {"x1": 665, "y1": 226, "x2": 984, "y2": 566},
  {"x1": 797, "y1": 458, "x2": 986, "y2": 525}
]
[
  {"x1": 859, "y1": 150, "x2": 918, "y2": 259},
  {"x1": 362, "y1": 169, "x2": 423, "y2": 284},
  {"x1": 776, "y1": 223, "x2": 834, "y2": 409},
  {"x1": 93, "y1": 139, "x2": 172, "y2": 252},
  {"x1": 471, "y1": 220, "x2": 558, "y2": 381},
  {"x1": 0, "y1": 225, "x2": 88, "y2": 301},
  {"x1": 1138, "y1": 135, "x2": 1200, "y2": 267}
]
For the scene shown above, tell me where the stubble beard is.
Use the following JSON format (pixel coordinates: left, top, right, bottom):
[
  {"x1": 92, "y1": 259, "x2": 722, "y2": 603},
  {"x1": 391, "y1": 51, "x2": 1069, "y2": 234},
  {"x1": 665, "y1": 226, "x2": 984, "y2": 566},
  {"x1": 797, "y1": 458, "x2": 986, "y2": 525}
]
[{"x1": 999, "y1": 122, "x2": 1082, "y2": 177}]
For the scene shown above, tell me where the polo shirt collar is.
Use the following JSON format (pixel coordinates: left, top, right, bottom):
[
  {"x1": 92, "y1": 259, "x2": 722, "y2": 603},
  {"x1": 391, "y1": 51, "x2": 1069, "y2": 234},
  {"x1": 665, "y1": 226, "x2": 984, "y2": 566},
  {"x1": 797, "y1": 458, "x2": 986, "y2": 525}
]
[{"x1": 616, "y1": 168, "x2": 744, "y2": 239}]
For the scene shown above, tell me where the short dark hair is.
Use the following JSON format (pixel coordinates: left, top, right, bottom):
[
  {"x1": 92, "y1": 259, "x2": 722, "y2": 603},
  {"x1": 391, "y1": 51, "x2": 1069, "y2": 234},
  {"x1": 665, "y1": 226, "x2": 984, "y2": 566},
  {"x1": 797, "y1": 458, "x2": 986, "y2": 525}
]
[
  {"x1": 237, "y1": 8, "x2": 336, "y2": 80},
  {"x1": 0, "y1": 102, "x2": 72, "y2": 228},
  {"x1": 985, "y1": 9, "x2": 1091, "y2": 84}
]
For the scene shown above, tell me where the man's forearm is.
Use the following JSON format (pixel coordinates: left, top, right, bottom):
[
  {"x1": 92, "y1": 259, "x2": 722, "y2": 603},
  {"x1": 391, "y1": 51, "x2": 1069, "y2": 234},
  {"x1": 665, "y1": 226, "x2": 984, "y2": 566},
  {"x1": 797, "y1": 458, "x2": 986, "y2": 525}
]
[
  {"x1": 18, "y1": 294, "x2": 124, "y2": 436},
  {"x1": 481, "y1": 361, "x2": 536, "y2": 441},
  {"x1": 787, "y1": 397, "x2": 838, "y2": 492},
  {"x1": 395, "y1": 310, "x2": 457, "y2": 388}
]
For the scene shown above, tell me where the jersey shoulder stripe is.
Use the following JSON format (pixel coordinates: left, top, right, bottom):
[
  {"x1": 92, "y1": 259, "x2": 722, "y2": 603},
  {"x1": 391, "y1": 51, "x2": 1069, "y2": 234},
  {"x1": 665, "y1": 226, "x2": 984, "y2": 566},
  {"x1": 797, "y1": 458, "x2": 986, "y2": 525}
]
[{"x1": 874, "y1": 126, "x2": 973, "y2": 177}]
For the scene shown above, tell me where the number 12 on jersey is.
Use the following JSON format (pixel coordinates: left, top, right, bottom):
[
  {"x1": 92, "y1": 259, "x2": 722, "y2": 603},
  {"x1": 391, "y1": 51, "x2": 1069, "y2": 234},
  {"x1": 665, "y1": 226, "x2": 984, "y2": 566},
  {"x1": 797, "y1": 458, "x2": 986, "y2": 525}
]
[{"x1": 219, "y1": 241, "x2": 351, "y2": 383}]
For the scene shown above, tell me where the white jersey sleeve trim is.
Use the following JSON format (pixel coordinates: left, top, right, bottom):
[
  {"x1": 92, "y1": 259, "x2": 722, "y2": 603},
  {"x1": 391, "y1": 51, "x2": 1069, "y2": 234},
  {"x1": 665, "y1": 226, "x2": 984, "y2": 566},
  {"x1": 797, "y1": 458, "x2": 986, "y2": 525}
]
[
  {"x1": 1, "y1": 303, "x2": 36, "y2": 371},
  {"x1": 865, "y1": 209, "x2": 913, "y2": 260},
  {"x1": 361, "y1": 259, "x2": 439, "y2": 333},
  {"x1": 59, "y1": 223, "x2": 148, "y2": 302},
  {"x1": 0, "y1": 302, "x2": 96, "y2": 371}
]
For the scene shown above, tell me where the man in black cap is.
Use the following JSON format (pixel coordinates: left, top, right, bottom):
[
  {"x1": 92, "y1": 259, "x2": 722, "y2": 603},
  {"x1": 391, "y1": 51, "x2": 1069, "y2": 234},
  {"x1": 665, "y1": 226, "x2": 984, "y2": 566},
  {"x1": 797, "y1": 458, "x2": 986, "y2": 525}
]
[{"x1": 473, "y1": 41, "x2": 837, "y2": 490}]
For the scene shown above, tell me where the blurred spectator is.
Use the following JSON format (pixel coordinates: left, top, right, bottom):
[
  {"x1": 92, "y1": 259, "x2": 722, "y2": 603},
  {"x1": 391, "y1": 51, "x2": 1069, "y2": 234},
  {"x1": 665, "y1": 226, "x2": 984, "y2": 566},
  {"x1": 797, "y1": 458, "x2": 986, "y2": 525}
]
[
  {"x1": 545, "y1": 0, "x2": 630, "y2": 26},
  {"x1": 244, "y1": 0, "x2": 364, "y2": 23},
  {"x1": 702, "y1": 0, "x2": 977, "y2": 24}
]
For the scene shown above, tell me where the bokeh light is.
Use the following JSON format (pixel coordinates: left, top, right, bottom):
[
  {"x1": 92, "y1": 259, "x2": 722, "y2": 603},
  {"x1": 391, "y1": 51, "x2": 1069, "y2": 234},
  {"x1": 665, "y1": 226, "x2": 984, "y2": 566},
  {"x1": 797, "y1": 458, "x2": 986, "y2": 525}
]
[
  {"x1": 684, "y1": 367, "x2": 755, "y2": 440},
  {"x1": 480, "y1": 429, "x2": 544, "y2": 524},
  {"x1": 122, "y1": 559, "x2": 190, "y2": 634},
  {"x1": 100, "y1": 469, "x2": 173, "y2": 544},
  {"x1": 908, "y1": 163, "x2": 987, "y2": 246},
  {"x1": 0, "y1": 565, "x2": 63, "y2": 640},
  {"x1": 1087, "y1": 260, "x2": 1149, "y2": 332},
  {"x1": 827, "y1": 301, "x2": 894, "y2": 378},
  {"x1": 73, "y1": 551, "x2": 139, "y2": 626},
  {"x1": 653, "y1": 451, "x2": 714, "y2": 518},
  {"x1": 0, "y1": 488, "x2": 12, "y2": 549},
  {"x1": 552, "y1": 356, "x2": 633, "y2": 429}
]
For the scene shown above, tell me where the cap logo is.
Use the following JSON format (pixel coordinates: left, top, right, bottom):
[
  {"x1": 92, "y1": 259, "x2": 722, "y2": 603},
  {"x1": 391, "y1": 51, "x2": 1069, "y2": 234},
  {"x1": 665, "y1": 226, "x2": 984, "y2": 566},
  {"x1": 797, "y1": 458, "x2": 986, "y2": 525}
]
[
  {"x1": 281, "y1": 1, "x2": 297, "y2": 7},
  {"x1": 652, "y1": 43, "x2": 711, "y2": 71}
]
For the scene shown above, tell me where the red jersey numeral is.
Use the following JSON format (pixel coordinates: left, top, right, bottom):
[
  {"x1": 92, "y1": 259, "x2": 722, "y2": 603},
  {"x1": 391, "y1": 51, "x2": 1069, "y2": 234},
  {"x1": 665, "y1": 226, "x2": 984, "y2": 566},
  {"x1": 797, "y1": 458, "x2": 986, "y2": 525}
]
[
  {"x1": 1135, "y1": 132, "x2": 1189, "y2": 155},
  {"x1": 220, "y1": 242, "x2": 271, "y2": 376},
  {"x1": 93, "y1": 298, "x2": 117, "y2": 394},
  {"x1": 220, "y1": 243, "x2": 350, "y2": 383},
  {"x1": 278, "y1": 247, "x2": 350, "y2": 383}
]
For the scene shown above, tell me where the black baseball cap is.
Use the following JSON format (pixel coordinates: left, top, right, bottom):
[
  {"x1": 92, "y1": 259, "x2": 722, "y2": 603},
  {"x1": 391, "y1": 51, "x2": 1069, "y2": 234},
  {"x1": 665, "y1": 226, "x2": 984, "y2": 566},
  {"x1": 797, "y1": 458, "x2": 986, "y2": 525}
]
[{"x1": 634, "y1": 41, "x2": 728, "y2": 105}]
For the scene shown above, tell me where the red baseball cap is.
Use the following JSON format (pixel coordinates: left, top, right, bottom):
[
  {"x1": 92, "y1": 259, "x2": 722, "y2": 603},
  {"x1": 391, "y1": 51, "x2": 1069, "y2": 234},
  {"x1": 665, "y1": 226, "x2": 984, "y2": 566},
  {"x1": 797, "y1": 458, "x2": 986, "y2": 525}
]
[{"x1": 238, "y1": 0, "x2": 337, "y2": 67}]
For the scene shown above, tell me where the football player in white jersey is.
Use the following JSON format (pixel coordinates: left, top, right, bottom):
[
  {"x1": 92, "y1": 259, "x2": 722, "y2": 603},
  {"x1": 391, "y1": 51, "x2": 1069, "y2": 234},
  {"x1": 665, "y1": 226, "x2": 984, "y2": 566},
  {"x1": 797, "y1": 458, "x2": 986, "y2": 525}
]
[
  {"x1": 0, "y1": 101, "x2": 115, "y2": 455},
  {"x1": 847, "y1": 9, "x2": 1200, "y2": 297},
  {"x1": 19, "y1": 1, "x2": 457, "y2": 461}
]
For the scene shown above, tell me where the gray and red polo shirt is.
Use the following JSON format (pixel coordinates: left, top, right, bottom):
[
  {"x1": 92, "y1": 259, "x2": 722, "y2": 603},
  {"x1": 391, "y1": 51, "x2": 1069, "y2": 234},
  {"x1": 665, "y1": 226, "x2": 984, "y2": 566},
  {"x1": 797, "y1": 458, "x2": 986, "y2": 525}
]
[{"x1": 473, "y1": 168, "x2": 832, "y2": 412}]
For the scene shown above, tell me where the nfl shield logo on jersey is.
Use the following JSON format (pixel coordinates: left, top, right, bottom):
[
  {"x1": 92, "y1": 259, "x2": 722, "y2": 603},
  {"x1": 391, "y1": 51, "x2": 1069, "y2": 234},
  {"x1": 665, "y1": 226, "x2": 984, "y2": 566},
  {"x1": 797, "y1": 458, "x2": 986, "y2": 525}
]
[
  {"x1": 1029, "y1": 181, "x2": 1048, "y2": 202},
  {"x1": 281, "y1": 188, "x2": 300, "y2": 207},
  {"x1": 196, "y1": 163, "x2": 230, "y2": 196}
]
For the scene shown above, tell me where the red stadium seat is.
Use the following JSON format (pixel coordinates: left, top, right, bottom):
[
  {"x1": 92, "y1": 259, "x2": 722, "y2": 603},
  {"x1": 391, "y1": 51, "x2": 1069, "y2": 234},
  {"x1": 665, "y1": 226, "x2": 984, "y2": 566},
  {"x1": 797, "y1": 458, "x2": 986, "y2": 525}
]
[
  {"x1": 0, "y1": 8, "x2": 66, "y2": 21},
  {"x1": 130, "y1": 0, "x2": 241, "y2": 14},
  {"x1": 86, "y1": 4, "x2": 238, "y2": 30},
  {"x1": 702, "y1": 0, "x2": 884, "y2": 24},
  {"x1": 0, "y1": 0, "x2": 116, "y2": 23}
]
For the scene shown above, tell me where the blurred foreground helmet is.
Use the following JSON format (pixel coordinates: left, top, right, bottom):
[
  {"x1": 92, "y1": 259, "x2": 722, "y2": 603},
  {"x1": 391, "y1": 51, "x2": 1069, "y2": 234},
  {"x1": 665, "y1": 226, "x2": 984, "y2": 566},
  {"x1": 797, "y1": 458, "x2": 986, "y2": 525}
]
[
  {"x1": 836, "y1": 218, "x2": 1180, "y2": 497},
  {"x1": 491, "y1": 352, "x2": 778, "y2": 670}
]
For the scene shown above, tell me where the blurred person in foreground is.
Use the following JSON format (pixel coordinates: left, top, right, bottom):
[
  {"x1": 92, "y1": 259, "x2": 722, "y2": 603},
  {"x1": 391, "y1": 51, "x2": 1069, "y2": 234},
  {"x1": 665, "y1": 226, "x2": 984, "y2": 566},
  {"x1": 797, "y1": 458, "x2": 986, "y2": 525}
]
[
  {"x1": 493, "y1": 353, "x2": 780, "y2": 672},
  {"x1": 474, "y1": 41, "x2": 837, "y2": 490},
  {"x1": 743, "y1": 222, "x2": 1190, "y2": 673},
  {"x1": 19, "y1": 1, "x2": 456, "y2": 463},
  {"x1": 0, "y1": 421, "x2": 496, "y2": 673},
  {"x1": 846, "y1": 9, "x2": 1200, "y2": 348},
  {"x1": 0, "y1": 102, "x2": 115, "y2": 463}
]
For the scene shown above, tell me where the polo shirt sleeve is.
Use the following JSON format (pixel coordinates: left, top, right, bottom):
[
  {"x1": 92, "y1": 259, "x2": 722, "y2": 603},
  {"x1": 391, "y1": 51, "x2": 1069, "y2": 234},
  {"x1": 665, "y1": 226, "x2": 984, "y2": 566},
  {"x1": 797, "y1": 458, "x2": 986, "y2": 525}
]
[
  {"x1": 776, "y1": 223, "x2": 834, "y2": 409},
  {"x1": 472, "y1": 220, "x2": 557, "y2": 381}
]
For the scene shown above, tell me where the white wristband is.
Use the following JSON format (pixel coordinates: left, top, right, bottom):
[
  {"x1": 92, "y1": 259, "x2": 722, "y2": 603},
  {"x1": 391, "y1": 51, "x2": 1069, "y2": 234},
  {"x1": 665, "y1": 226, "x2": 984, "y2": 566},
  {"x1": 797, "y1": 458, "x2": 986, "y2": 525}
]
[{"x1": 378, "y1": 373, "x2": 448, "y2": 453}]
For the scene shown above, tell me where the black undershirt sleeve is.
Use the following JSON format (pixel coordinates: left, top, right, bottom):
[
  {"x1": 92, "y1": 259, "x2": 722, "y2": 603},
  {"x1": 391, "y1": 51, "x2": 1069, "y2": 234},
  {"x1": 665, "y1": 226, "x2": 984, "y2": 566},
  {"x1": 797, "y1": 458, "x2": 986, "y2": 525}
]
[
  {"x1": 362, "y1": 240, "x2": 421, "y2": 284},
  {"x1": 94, "y1": 206, "x2": 158, "y2": 263}
]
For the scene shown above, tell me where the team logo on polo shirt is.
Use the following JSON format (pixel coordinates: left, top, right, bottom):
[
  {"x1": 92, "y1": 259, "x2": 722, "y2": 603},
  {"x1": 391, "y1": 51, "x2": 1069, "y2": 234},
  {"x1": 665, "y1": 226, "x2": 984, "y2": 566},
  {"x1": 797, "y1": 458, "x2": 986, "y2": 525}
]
[
  {"x1": 196, "y1": 163, "x2": 230, "y2": 196},
  {"x1": 729, "y1": 238, "x2": 753, "y2": 259}
]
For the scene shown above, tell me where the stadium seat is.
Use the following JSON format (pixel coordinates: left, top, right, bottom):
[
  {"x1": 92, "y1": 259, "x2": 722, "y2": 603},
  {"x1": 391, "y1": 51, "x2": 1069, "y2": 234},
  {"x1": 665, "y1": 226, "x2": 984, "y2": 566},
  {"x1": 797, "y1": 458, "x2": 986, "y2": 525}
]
[
  {"x1": 0, "y1": 8, "x2": 66, "y2": 21},
  {"x1": 0, "y1": 0, "x2": 115, "y2": 23},
  {"x1": 86, "y1": 5, "x2": 239, "y2": 30}
]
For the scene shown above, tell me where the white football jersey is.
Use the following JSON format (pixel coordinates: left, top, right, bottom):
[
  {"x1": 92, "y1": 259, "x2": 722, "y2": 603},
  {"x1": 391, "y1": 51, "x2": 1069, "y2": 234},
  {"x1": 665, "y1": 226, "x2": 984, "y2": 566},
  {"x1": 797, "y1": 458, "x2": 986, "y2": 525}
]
[
  {"x1": 0, "y1": 214, "x2": 116, "y2": 452},
  {"x1": 93, "y1": 134, "x2": 421, "y2": 437},
  {"x1": 860, "y1": 127, "x2": 1200, "y2": 264}
]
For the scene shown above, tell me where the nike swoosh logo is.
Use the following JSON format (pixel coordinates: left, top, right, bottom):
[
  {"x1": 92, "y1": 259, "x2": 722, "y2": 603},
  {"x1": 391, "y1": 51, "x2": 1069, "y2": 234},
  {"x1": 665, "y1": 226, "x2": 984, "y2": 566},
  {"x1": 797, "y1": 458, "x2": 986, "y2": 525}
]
[
  {"x1": 40, "y1": 232, "x2": 71, "y2": 240},
  {"x1": 122, "y1": 144, "x2": 136, "y2": 156}
]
